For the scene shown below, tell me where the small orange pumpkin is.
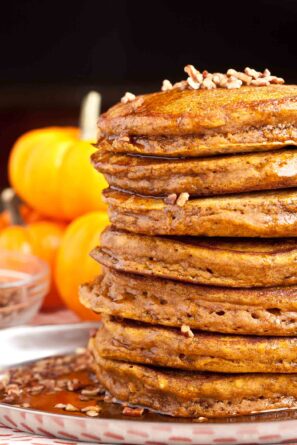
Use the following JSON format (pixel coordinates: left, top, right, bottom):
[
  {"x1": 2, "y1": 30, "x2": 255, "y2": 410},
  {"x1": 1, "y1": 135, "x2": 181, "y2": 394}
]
[
  {"x1": 0, "y1": 189, "x2": 66, "y2": 309},
  {"x1": 55, "y1": 211, "x2": 109, "y2": 320},
  {"x1": 9, "y1": 92, "x2": 107, "y2": 222}
]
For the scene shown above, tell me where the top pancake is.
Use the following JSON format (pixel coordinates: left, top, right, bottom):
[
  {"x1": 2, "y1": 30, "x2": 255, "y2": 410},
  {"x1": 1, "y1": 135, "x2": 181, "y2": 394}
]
[{"x1": 97, "y1": 85, "x2": 297, "y2": 157}]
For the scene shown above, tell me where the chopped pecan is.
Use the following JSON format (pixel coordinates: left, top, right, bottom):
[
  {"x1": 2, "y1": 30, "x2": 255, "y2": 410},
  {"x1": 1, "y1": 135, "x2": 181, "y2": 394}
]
[
  {"x1": 64, "y1": 403, "x2": 80, "y2": 412},
  {"x1": 172, "y1": 80, "x2": 188, "y2": 90},
  {"x1": 122, "y1": 406, "x2": 145, "y2": 417},
  {"x1": 121, "y1": 92, "x2": 136, "y2": 103},
  {"x1": 164, "y1": 193, "x2": 177, "y2": 205},
  {"x1": 244, "y1": 67, "x2": 262, "y2": 79},
  {"x1": 86, "y1": 410, "x2": 100, "y2": 417},
  {"x1": 160, "y1": 65, "x2": 284, "y2": 92},
  {"x1": 227, "y1": 69, "x2": 252, "y2": 84},
  {"x1": 81, "y1": 387, "x2": 102, "y2": 397},
  {"x1": 176, "y1": 192, "x2": 190, "y2": 207},
  {"x1": 81, "y1": 405, "x2": 101, "y2": 413},
  {"x1": 267, "y1": 76, "x2": 285, "y2": 84},
  {"x1": 263, "y1": 68, "x2": 271, "y2": 77},
  {"x1": 201, "y1": 77, "x2": 216, "y2": 90},
  {"x1": 181, "y1": 324, "x2": 194, "y2": 338},
  {"x1": 187, "y1": 76, "x2": 201, "y2": 90},
  {"x1": 161, "y1": 79, "x2": 173, "y2": 91},
  {"x1": 184, "y1": 64, "x2": 203, "y2": 83},
  {"x1": 251, "y1": 78, "x2": 270, "y2": 86},
  {"x1": 226, "y1": 76, "x2": 242, "y2": 89}
]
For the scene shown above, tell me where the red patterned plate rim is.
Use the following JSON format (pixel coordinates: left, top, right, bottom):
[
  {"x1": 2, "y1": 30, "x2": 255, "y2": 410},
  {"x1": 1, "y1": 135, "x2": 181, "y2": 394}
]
[
  {"x1": 1, "y1": 403, "x2": 297, "y2": 445},
  {"x1": 1, "y1": 400, "x2": 297, "y2": 426}
]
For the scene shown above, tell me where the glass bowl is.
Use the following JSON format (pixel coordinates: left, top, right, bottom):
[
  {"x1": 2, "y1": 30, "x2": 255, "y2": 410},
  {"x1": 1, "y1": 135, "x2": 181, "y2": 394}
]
[{"x1": 0, "y1": 250, "x2": 50, "y2": 328}]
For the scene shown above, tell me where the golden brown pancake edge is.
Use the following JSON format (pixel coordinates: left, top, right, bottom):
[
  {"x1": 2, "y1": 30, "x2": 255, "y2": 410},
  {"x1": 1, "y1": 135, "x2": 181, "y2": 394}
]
[
  {"x1": 99, "y1": 85, "x2": 297, "y2": 137},
  {"x1": 79, "y1": 268, "x2": 297, "y2": 336},
  {"x1": 92, "y1": 226, "x2": 297, "y2": 288},
  {"x1": 94, "y1": 317, "x2": 297, "y2": 373},
  {"x1": 92, "y1": 149, "x2": 297, "y2": 196},
  {"x1": 104, "y1": 188, "x2": 297, "y2": 237}
]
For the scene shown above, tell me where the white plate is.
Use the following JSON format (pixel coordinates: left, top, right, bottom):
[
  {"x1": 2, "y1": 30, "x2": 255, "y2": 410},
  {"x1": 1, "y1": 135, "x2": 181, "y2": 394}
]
[{"x1": 1, "y1": 324, "x2": 297, "y2": 444}]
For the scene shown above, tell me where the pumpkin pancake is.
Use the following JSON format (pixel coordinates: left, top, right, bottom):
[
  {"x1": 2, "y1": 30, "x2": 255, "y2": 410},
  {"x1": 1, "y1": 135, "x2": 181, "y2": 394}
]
[
  {"x1": 91, "y1": 343, "x2": 297, "y2": 418},
  {"x1": 104, "y1": 188, "x2": 297, "y2": 237},
  {"x1": 93, "y1": 227, "x2": 297, "y2": 288},
  {"x1": 97, "y1": 85, "x2": 297, "y2": 157},
  {"x1": 92, "y1": 149, "x2": 297, "y2": 196},
  {"x1": 80, "y1": 268, "x2": 297, "y2": 336},
  {"x1": 94, "y1": 317, "x2": 297, "y2": 373}
]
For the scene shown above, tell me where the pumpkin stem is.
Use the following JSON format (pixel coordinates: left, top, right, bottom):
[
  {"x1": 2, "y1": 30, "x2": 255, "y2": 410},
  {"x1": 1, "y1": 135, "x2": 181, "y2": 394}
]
[
  {"x1": 79, "y1": 91, "x2": 101, "y2": 141},
  {"x1": 1, "y1": 188, "x2": 24, "y2": 225}
]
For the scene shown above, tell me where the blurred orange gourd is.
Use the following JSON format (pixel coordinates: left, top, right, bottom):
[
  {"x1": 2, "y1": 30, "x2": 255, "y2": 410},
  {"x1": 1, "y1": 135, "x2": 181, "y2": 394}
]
[
  {"x1": 8, "y1": 92, "x2": 107, "y2": 221},
  {"x1": 55, "y1": 211, "x2": 109, "y2": 320}
]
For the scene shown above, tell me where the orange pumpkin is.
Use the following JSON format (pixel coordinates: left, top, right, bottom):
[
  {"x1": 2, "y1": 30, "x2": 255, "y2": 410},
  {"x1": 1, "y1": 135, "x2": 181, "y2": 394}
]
[
  {"x1": 55, "y1": 211, "x2": 109, "y2": 320},
  {"x1": 9, "y1": 92, "x2": 107, "y2": 221},
  {"x1": 0, "y1": 220, "x2": 66, "y2": 310}
]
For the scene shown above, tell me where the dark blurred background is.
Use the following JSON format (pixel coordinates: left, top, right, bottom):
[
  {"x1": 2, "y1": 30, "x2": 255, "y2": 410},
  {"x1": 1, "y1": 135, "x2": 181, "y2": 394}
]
[{"x1": 0, "y1": 0, "x2": 296, "y2": 187}]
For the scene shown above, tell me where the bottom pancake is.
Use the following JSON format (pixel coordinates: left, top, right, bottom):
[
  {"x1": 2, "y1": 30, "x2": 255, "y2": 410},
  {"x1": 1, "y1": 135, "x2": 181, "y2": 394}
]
[
  {"x1": 90, "y1": 341, "x2": 297, "y2": 418},
  {"x1": 94, "y1": 317, "x2": 297, "y2": 373}
]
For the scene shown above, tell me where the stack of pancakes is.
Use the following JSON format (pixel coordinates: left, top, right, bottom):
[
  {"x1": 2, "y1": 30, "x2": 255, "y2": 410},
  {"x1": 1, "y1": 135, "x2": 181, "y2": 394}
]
[{"x1": 80, "y1": 81, "x2": 297, "y2": 418}]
